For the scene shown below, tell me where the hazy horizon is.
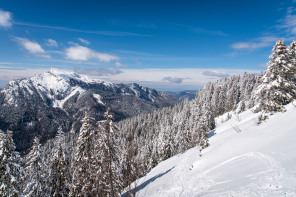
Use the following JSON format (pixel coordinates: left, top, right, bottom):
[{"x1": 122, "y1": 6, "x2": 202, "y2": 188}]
[{"x1": 1, "y1": 0, "x2": 296, "y2": 90}]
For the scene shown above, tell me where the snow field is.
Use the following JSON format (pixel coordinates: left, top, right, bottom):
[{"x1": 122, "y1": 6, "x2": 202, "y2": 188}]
[{"x1": 132, "y1": 103, "x2": 296, "y2": 197}]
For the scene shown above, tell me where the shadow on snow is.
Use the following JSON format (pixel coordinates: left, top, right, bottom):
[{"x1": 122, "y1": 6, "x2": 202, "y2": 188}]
[
  {"x1": 121, "y1": 166, "x2": 175, "y2": 196},
  {"x1": 208, "y1": 129, "x2": 216, "y2": 138}
]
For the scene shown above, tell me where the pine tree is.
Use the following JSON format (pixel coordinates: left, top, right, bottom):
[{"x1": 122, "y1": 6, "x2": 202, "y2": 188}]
[
  {"x1": 49, "y1": 127, "x2": 69, "y2": 197},
  {"x1": 23, "y1": 137, "x2": 44, "y2": 197},
  {"x1": 70, "y1": 114, "x2": 96, "y2": 197},
  {"x1": 121, "y1": 131, "x2": 143, "y2": 196},
  {"x1": 0, "y1": 130, "x2": 24, "y2": 197},
  {"x1": 256, "y1": 40, "x2": 296, "y2": 113},
  {"x1": 98, "y1": 108, "x2": 122, "y2": 197},
  {"x1": 287, "y1": 40, "x2": 296, "y2": 84},
  {"x1": 198, "y1": 105, "x2": 215, "y2": 156}
]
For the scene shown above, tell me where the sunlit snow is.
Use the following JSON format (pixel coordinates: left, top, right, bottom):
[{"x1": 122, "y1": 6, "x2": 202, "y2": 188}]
[{"x1": 129, "y1": 102, "x2": 296, "y2": 197}]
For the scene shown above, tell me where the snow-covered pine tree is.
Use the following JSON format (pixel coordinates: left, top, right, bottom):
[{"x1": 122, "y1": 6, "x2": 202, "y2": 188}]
[
  {"x1": 69, "y1": 114, "x2": 97, "y2": 197},
  {"x1": 23, "y1": 137, "x2": 45, "y2": 197},
  {"x1": 121, "y1": 131, "x2": 144, "y2": 196},
  {"x1": 49, "y1": 127, "x2": 69, "y2": 197},
  {"x1": 197, "y1": 104, "x2": 215, "y2": 156},
  {"x1": 287, "y1": 40, "x2": 296, "y2": 84},
  {"x1": 0, "y1": 130, "x2": 24, "y2": 197},
  {"x1": 98, "y1": 108, "x2": 122, "y2": 197},
  {"x1": 256, "y1": 40, "x2": 296, "y2": 113}
]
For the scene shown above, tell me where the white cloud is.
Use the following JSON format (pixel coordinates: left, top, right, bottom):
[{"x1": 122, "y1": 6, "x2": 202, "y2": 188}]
[
  {"x1": 280, "y1": 7, "x2": 296, "y2": 34},
  {"x1": 15, "y1": 37, "x2": 50, "y2": 58},
  {"x1": 14, "y1": 21, "x2": 149, "y2": 36},
  {"x1": 203, "y1": 70, "x2": 229, "y2": 77},
  {"x1": 0, "y1": 10, "x2": 12, "y2": 27},
  {"x1": 114, "y1": 62, "x2": 123, "y2": 67},
  {"x1": 231, "y1": 42, "x2": 271, "y2": 50},
  {"x1": 74, "y1": 66, "x2": 122, "y2": 76},
  {"x1": 0, "y1": 66, "x2": 48, "y2": 88},
  {"x1": 230, "y1": 35, "x2": 287, "y2": 51},
  {"x1": 276, "y1": 7, "x2": 296, "y2": 36},
  {"x1": 65, "y1": 45, "x2": 119, "y2": 62},
  {"x1": 114, "y1": 62, "x2": 128, "y2": 67},
  {"x1": 78, "y1": 38, "x2": 90, "y2": 45},
  {"x1": 46, "y1": 39, "x2": 58, "y2": 47},
  {"x1": 162, "y1": 77, "x2": 187, "y2": 84}
]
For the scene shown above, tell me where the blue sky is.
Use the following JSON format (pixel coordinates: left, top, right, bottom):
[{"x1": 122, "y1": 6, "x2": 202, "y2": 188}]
[{"x1": 0, "y1": 0, "x2": 296, "y2": 90}]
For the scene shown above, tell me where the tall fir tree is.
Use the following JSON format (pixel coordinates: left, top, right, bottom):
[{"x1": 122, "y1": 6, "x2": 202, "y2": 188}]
[
  {"x1": 70, "y1": 114, "x2": 97, "y2": 197},
  {"x1": 0, "y1": 130, "x2": 24, "y2": 197},
  {"x1": 49, "y1": 127, "x2": 69, "y2": 197},
  {"x1": 256, "y1": 40, "x2": 296, "y2": 113},
  {"x1": 287, "y1": 40, "x2": 296, "y2": 84},
  {"x1": 23, "y1": 137, "x2": 44, "y2": 197},
  {"x1": 98, "y1": 108, "x2": 122, "y2": 197}
]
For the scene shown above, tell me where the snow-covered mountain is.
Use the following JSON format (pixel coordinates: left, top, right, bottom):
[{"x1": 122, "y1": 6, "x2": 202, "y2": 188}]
[
  {"x1": 0, "y1": 68, "x2": 178, "y2": 152},
  {"x1": 127, "y1": 103, "x2": 296, "y2": 196}
]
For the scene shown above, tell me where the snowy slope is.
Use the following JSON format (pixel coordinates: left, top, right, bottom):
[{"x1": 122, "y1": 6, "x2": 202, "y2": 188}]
[{"x1": 129, "y1": 103, "x2": 296, "y2": 197}]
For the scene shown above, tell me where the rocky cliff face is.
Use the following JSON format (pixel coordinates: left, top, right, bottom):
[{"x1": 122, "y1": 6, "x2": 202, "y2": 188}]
[{"x1": 0, "y1": 69, "x2": 178, "y2": 152}]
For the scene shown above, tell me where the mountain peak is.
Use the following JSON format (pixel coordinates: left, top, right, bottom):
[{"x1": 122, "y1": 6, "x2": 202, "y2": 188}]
[{"x1": 0, "y1": 69, "x2": 178, "y2": 152}]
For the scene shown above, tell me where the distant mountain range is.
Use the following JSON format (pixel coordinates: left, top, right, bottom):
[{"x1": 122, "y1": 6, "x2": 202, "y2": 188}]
[
  {"x1": 166, "y1": 90, "x2": 198, "y2": 101},
  {"x1": 0, "y1": 69, "x2": 178, "y2": 152}
]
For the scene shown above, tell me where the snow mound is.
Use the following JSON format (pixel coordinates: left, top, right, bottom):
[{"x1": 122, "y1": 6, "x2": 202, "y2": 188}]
[{"x1": 129, "y1": 103, "x2": 296, "y2": 197}]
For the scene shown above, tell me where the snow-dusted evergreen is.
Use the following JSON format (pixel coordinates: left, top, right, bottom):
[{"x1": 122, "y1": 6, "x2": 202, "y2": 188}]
[
  {"x1": 256, "y1": 40, "x2": 296, "y2": 113},
  {"x1": 97, "y1": 108, "x2": 123, "y2": 197},
  {"x1": 23, "y1": 137, "x2": 44, "y2": 197},
  {"x1": 0, "y1": 130, "x2": 24, "y2": 197},
  {"x1": 48, "y1": 127, "x2": 69, "y2": 197},
  {"x1": 70, "y1": 114, "x2": 96, "y2": 196}
]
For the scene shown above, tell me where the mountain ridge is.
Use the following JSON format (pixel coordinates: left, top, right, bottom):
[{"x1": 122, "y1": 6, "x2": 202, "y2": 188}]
[{"x1": 0, "y1": 68, "x2": 178, "y2": 152}]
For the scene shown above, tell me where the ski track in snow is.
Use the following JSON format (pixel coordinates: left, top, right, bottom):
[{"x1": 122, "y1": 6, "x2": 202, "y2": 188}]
[{"x1": 131, "y1": 103, "x2": 296, "y2": 197}]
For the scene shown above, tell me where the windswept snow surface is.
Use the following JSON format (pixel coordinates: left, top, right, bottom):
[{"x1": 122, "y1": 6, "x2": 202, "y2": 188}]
[{"x1": 130, "y1": 103, "x2": 296, "y2": 197}]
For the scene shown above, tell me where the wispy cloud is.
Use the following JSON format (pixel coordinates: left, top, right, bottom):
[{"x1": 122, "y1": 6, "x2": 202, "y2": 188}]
[
  {"x1": 74, "y1": 66, "x2": 122, "y2": 76},
  {"x1": 162, "y1": 77, "x2": 187, "y2": 84},
  {"x1": 192, "y1": 27, "x2": 228, "y2": 36},
  {"x1": 0, "y1": 9, "x2": 12, "y2": 27},
  {"x1": 65, "y1": 45, "x2": 119, "y2": 62},
  {"x1": 203, "y1": 70, "x2": 229, "y2": 77},
  {"x1": 114, "y1": 62, "x2": 127, "y2": 67},
  {"x1": 231, "y1": 7, "x2": 296, "y2": 52},
  {"x1": 258, "y1": 63, "x2": 268, "y2": 67},
  {"x1": 231, "y1": 42, "x2": 271, "y2": 50},
  {"x1": 231, "y1": 36, "x2": 287, "y2": 50},
  {"x1": 278, "y1": 7, "x2": 296, "y2": 34},
  {"x1": 166, "y1": 22, "x2": 228, "y2": 36},
  {"x1": 14, "y1": 21, "x2": 149, "y2": 37},
  {"x1": 0, "y1": 62, "x2": 14, "y2": 65},
  {"x1": 46, "y1": 39, "x2": 58, "y2": 47},
  {"x1": 78, "y1": 38, "x2": 90, "y2": 45},
  {"x1": 14, "y1": 37, "x2": 50, "y2": 58}
]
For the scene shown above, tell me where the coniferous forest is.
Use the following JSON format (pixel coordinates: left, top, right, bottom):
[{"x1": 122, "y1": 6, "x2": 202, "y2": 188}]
[{"x1": 1, "y1": 40, "x2": 296, "y2": 196}]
